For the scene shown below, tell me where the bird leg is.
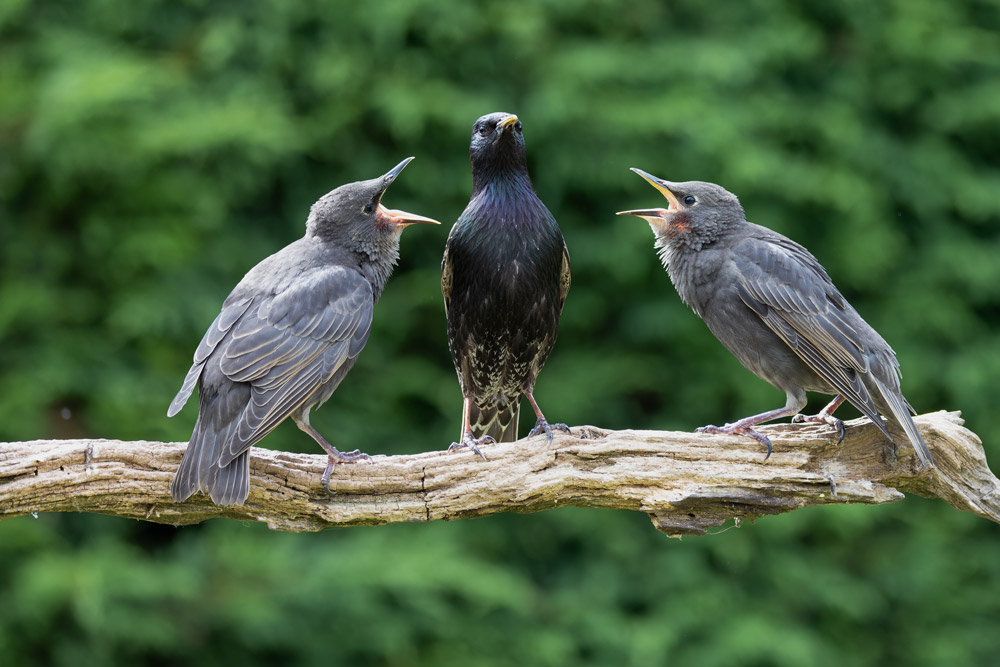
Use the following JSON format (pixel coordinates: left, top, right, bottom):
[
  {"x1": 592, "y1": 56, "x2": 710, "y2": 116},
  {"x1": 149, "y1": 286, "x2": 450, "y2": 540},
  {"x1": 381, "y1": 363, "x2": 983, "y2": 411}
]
[
  {"x1": 525, "y1": 392, "x2": 571, "y2": 442},
  {"x1": 696, "y1": 405, "x2": 803, "y2": 459},
  {"x1": 293, "y1": 417, "x2": 372, "y2": 492},
  {"x1": 447, "y1": 396, "x2": 494, "y2": 461},
  {"x1": 792, "y1": 395, "x2": 847, "y2": 444}
]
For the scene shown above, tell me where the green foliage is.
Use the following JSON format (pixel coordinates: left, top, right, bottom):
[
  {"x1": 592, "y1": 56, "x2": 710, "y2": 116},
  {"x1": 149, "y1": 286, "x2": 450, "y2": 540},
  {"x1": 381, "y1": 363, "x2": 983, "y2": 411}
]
[{"x1": 2, "y1": 0, "x2": 1000, "y2": 664}]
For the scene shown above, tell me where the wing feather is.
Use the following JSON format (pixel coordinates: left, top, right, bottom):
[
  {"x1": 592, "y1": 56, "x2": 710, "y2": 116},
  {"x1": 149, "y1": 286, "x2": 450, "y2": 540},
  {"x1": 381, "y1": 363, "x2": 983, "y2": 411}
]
[
  {"x1": 558, "y1": 241, "x2": 571, "y2": 305},
  {"x1": 167, "y1": 298, "x2": 254, "y2": 417},
  {"x1": 733, "y1": 237, "x2": 888, "y2": 435},
  {"x1": 205, "y1": 266, "x2": 374, "y2": 464},
  {"x1": 441, "y1": 242, "x2": 453, "y2": 315}
]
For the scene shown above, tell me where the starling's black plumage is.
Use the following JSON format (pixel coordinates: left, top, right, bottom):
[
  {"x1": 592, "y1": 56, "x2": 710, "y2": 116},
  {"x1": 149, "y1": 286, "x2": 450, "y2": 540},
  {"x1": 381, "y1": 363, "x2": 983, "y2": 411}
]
[
  {"x1": 619, "y1": 169, "x2": 934, "y2": 467},
  {"x1": 442, "y1": 113, "x2": 571, "y2": 453},
  {"x1": 168, "y1": 158, "x2": 439, "y2": 506}
]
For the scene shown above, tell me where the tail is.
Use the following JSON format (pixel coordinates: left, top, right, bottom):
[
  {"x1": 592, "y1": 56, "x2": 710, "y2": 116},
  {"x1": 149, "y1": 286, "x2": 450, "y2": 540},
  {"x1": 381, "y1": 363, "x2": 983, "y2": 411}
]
[
  {"x1": 208, "y1": 452, "x2": 250, "y2": 506},
  {"x1": 171, "y1": 387, "x2": 253, "y2": 506},
  {"x1": 872, "y1": 377, "x2": 935, "y2": 468},
  {"x1": 470, "y1": 399, "x2": 520, "y2": 443}
]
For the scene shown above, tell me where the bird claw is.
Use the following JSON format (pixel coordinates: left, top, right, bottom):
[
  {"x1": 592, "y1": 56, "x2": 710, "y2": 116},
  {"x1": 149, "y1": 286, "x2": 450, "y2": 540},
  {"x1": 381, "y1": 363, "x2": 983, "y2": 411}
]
[
  {"x1": 320, "y1": 449, "x2": 373, "y2": 494},
  {"x1": 528, "y1": 419, "x2": 571, "y2": 442},
  {"x1": 696, "y1": 423, "x2": 773, "y2": 460},
  {"x1": 448, "y1": 434, "x2": 495, "y2": 461},
  {"x1": 792, "y1": 413, "x2": 846, "y2": 444}
]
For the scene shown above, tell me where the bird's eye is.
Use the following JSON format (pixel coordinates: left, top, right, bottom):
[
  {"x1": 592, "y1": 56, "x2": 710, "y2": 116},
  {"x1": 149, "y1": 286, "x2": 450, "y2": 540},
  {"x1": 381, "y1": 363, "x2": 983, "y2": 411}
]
[
  {"x1": 363, "y1": 203, "x2": 374, "y2": 214},
  {"x1": 478, "y1": 125, "x2": 490, "y2": 137},
  {"x1": 514, "y1": 120, "x2": 522, "y2": 132},
  {"x1": 683, "y1": 195, "x2": 696, "y2": 206}
]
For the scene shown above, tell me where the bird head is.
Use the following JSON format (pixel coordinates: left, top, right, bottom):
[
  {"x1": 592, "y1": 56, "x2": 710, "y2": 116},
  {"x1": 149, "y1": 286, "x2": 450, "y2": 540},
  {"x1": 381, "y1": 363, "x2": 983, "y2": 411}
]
[
  {"x1": 469, "y1": 112, "x2": 528, "y2": 183},
  {"x1": 617, "y1": 169, "x2": 744, "y2": 247},
  {"x1": 307, "y1": 157, "x2": 440, "y2": 245}
]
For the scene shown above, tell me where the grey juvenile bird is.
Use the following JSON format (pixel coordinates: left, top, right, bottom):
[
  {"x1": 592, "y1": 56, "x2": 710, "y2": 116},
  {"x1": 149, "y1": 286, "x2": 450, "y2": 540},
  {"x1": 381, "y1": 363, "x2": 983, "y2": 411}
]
[
  {"x1": 618, "y1": 169, "x2": 933, "y2": 467},
  {"x1": 442, "y1": 112, "x2": 571, "y2": 456},
  {"x1": 169, "y1": 158, "x2": 439, "y2": 506}
]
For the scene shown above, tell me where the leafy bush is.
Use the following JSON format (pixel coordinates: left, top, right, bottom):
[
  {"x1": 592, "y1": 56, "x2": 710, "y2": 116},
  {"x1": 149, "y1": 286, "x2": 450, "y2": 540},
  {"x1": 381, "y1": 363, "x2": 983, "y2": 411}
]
[{"x1": 2, "y1": 1, "x2": 999, "y2": 664}]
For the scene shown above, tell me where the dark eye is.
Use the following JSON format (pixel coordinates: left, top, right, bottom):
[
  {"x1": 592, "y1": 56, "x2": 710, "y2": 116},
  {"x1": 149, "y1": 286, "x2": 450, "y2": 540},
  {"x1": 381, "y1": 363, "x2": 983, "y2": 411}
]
[
  {"x1": 478, "y1": 124, "x2": 490, "y2": 137},
  {"x1": 514, "y1": 120, "x2": 522, "y2": 132},
  {"x1": 683, "y1": 195, "x2": 696, "y2": 206},
  {"x1": 363, "y1": 203, "x2": 374, "y2": 214}
]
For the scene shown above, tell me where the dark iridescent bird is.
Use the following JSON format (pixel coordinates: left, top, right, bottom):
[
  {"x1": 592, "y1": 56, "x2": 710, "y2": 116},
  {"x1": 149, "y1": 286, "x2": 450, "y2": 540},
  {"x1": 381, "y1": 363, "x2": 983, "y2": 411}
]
[
  {"x1": 618, "y1": 169, "x2": 934, "y2": 468},
  {"x1": 441, "y1": 112, "x2": 571, "y2": 456},
  {"x1": 168, "y1": 158, "x2": 439, "y2": 506}
]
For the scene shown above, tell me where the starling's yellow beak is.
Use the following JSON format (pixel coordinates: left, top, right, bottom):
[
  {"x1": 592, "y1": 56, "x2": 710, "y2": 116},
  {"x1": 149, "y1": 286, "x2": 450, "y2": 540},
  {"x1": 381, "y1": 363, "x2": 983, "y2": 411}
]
[
  {"x1": 496, "y1": 115, "x2": 519, "y2": 132},
  {"x1": 625, "y1": 167, "x2": 682, "y2": 213},
  {"x1": 377, "y1": 206, "x2": 440, "y2": 227}
]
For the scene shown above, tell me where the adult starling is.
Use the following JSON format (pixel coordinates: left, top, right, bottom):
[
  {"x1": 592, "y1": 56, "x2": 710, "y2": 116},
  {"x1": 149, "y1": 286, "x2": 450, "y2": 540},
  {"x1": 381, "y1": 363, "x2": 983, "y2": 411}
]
[
  {"x1": 168, "y1": 157, "x2": 439, "y2": 506},
  {"x1": 618, "y1": 169, "x2": 934, "y2": 467},
  {"x1": 441, "y1": 112, "x2": 571, "y2": 455}
]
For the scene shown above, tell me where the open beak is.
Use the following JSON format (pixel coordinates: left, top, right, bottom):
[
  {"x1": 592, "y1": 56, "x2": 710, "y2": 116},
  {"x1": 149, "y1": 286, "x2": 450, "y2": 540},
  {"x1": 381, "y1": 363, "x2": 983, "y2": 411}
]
[
  {"x1": 373, "y1": 156, "x2": 440, "y2": 227},
  {"x1": 615, "y1": 207, "x2": 670, "y2": 225},
  {"x1": 621, "y1": 167, "x2": 682, "y2": 213},
  {"x1": 496, "y1": 114, "x2": 519, "y2": 133},
  {"x1": 377, "y1": 205, "x2": 440, "y2": 227},
  {"x1": 379, "y1": 156, "x2": 415, "y2": 189}
]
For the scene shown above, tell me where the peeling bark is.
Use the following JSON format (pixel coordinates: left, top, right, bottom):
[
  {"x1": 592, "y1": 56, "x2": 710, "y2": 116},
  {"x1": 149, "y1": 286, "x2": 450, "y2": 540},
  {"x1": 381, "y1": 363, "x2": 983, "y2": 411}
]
[{"x1": 0, "y1": 411, "x2": 995, "y2": 536}]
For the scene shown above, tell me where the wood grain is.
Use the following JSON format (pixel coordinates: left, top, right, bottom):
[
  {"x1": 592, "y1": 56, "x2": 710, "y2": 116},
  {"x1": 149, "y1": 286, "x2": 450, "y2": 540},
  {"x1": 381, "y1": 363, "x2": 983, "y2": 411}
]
[{"x1": 1, "y1": 411, "x2": 995, "y2": 536}]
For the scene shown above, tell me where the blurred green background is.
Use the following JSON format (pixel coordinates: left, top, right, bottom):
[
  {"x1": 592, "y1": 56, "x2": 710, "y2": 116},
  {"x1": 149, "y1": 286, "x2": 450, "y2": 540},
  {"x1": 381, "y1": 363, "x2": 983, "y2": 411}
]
[{"x1": 2, "y1": 0, "x2": 1000, "y2": 664}]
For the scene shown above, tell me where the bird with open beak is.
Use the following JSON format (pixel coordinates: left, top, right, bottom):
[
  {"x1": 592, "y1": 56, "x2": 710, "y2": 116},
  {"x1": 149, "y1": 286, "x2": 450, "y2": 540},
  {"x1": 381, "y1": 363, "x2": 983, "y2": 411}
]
[
  {"x1": 169, "y1": 157, "x2": 440, "y2": 506},
  {"x1": 618, "y1": 168, "x2": 933, "y2": 468}
]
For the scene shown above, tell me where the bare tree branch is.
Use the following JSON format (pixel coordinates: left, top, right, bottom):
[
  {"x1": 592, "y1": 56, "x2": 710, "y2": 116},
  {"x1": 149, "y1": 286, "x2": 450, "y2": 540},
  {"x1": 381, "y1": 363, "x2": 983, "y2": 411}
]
[{"x1": 1, "y1": 410, "x2": 996, "y2": 536}]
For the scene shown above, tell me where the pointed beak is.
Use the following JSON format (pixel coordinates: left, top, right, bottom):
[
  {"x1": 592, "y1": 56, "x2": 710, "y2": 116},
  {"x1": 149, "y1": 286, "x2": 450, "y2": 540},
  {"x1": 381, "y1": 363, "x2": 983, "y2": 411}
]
[
  {"x1": 379, "y1": 156, "x2": 415, "y2": 191},
  {"x1": 625, "y1": 167, "x2": 682, "y2": 212},
  {"x1": 377, "y1": 205, "x2": 440, "y2": 227},
  {"x1": 496, "y1": 115, "x2": 519, "y2": 133},
  {"x1": 372, "y1": 157, "x2": 439, "y2": 228},
  {"x1": 615, "y1": 208, "x2": 670, "y2": 224}
]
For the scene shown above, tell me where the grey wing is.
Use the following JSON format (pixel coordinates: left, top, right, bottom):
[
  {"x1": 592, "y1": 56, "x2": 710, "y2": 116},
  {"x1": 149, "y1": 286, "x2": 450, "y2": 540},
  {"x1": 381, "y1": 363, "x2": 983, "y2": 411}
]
[
  {"x1": 168, "y1": 297, "x2": 254, "y2": 417},
  {"x1": 731, "y1": 236, "x2": 891, "y2": 435},
  {"x1": 215, "y1": 267, "x2": 375, "y2": 465}
]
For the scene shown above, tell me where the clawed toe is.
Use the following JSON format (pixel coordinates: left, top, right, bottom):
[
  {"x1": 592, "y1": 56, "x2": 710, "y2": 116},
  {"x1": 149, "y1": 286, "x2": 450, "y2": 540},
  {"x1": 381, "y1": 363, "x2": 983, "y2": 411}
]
[
  {"x1": 322, "y1": 474, "x2": 337, "y2": 496},
  {"x1": 448, "y1": 434, "x2": 495, "y2": 461},
  {"x1": 696, "y1": 423, "x2": 773, "y2": 460},
  {"x1": 337, "y1": 449, "x2": 373, "y2": 463},
  {"x1": 792, "y1": 413, "x2": 846, "y2": 444},
  {"x1": 321, "y1": 448, "x2": 373, "y2": 492},
  {"x1": 528, "y1": 419, "x2": 571, "y2": 442}
]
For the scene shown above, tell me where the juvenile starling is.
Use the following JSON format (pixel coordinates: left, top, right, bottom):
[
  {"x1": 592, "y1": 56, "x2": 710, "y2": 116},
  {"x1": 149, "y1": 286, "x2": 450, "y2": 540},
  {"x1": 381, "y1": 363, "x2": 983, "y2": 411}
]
[
  {"x1": 168, "y1": 157, "x2": 439, "y2": 506},
  {"x1": 441, "y1": 113, "x2": 571, "y2": 455},
  {"x1": 618, "y1": 169, "x2": 934, "y2": 467}
]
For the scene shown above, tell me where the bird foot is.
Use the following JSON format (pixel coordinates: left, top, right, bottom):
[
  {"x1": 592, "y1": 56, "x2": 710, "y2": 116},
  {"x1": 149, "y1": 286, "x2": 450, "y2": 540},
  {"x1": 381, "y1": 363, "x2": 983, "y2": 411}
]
[
  {"x1": 528, "y1": 419, "x2": 571, "y2": 442},
  {"x1": 696, "y1": 423, "x2": 773, "y2": 460},
  {"x1": 792, "y1": 413, "x2": 846, "y2": 444},
  {"x1": 447, "y1": 434, "x2": 495, "y2": 461},
  {"x1": 321, "y1": 448, "x2": 373, "y2": 494}
]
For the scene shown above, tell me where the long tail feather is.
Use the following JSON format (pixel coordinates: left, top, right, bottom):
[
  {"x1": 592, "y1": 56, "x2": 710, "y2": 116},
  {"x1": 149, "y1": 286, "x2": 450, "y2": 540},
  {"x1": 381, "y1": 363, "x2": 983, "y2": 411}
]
[
  {"x1": 171, "y1": 385, "x2": 252, "y2": 505},
  {"x1": 872, "y1": 377, "x2": 934, "y2": 468},
  {"x1": 210, "y1": 451, "x2": 251, "y2": 506},
  {"x1": 470, "y1": 400, "x2": 519, "y2": 443}
]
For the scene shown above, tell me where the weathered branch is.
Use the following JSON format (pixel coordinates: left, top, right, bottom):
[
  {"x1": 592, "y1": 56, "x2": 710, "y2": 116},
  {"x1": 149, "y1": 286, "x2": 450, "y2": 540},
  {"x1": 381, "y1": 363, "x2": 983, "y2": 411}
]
[{"x1": 0, "y1": 411, "x2": 996, "y2": 536}]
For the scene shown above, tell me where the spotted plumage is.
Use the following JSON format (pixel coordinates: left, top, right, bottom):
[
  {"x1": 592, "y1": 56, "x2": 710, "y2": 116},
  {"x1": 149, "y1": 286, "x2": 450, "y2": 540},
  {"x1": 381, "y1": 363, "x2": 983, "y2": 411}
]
[{"x1": 442, "y1": 113, "x2": 571, "y2": 453}]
